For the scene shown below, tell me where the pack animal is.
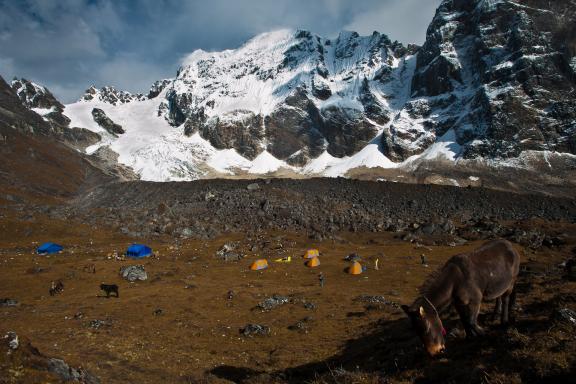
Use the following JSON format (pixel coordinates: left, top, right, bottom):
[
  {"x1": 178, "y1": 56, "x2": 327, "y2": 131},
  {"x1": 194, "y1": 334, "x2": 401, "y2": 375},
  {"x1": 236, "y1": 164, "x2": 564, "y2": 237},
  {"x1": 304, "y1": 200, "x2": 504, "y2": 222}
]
[
  {"x1": 402, "y1": 239, "x2": 520, "y2": 356},
  {"x1": 100, "y1": 284, "x2": 119, "y2": 298},
  {"x1": 49, "y1": 280, "x2": 64, "y2": 296}
]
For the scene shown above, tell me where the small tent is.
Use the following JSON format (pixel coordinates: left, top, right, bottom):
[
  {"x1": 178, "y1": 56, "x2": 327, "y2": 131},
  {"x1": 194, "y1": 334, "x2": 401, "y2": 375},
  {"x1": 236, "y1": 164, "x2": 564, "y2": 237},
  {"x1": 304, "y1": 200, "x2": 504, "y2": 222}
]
[
  {"x1": 250, "y1": 259, "x2": 268, "y2": 271},
  {"x1": 37, "y1": 242, "x2": 63, "y2": 255},
  {"x1": 305, "y1": 256, "x2": 320, "y2": 268},
  {"x1": 347, "y1": 261, "x2": 363, "y2": 275},
  {"x1": 304, "y1": 249, "x2": 320, "y2": 259},
  {"x1": 126, "y1": 244, "x2": 152, "y2": 258}
]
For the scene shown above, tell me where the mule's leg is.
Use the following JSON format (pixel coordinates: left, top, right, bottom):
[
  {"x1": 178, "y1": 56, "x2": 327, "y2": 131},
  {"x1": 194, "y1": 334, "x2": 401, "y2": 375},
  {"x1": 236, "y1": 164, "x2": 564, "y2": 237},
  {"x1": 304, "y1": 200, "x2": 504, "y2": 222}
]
[
  {"x1": 492, "y1": 297, "x2": 502, "y2": 322},
  {"x1": 468, "y1": 300, "x2": 485, "y2": 336},
  {"x1": 455, "y1": 300, "x2": 484, "y2": 338},
  {"x1": 501, "y1": 287, "x2": 516, "y2": 325}
]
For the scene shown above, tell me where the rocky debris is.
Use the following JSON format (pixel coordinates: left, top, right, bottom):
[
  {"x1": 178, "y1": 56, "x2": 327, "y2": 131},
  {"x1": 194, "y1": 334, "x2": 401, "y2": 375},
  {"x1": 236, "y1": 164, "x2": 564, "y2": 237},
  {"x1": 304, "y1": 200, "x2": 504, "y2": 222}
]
[
  {"x1": 354, "y1": 295, "x2": 399, "y2": 308},
  {"x1": 2, "y1": 332, "x2": 100, "y2": 383},
  {"x1": 153, "y1": 308, "x2": 163, "y2": 316},
  {"x1": 552, "y1": 308, "x2": 576, "y2": 327},
  {"x1": 49, "y1": 280, "x2": 64, "y2": 296},
  {"x1": 120, "y1": 265, "x2": 148, "y2": 282},
  {"x1": 91, "y1": 108, "x2": 125, "y2": 136},
  {"x1": 47, "y1": 358, "x2": 101, "y2": 384},
  {"x1": 215, "y1": 242, "x2": 242, "y2": 262},
  {"x1": 416, "y1": 218, "x2": 455, "y2": 236},
  {"x1": 88, "y1": 319, "x2": 113, "y2": 329},
  {"x1": 246, "y1": 183, "x2": 260, "y2": 191},
  {"x1": 240, "y1": 324, "x2": 270, "y2": 337},
  {"x1": 287, "y1": 317, "x2": 314, "y2": 333},
  {"x1": 0, "y1": 298, "x2": 19, "y2": 307},
  {"x1": 257, "y1": 295, "x2": 289, "y2": 311},
  {"x1": 354, "y1": 295, "x2": 388, "y2": 304},
  {"x1": 5, "y1": 331, "x2": 19, "y2": 350},
  {"x1": 64, "y1": 178, "x2": 576, "y2": 240},
  {"x1": 303, "y1": 301, "x2": 316, "y2": 310}
]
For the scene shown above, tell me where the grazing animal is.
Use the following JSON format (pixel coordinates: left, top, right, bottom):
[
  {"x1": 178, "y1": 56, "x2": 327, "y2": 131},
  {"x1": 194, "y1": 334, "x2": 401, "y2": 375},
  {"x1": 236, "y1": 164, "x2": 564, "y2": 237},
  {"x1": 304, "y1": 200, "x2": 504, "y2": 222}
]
[
  {"x1": 49, "y1": 280, "x2": 64, "y2": 296},
  {"x1": 402, "y1": 239, "x2": 520, "y2": 356},
  {"x1": 100, "y1": 284, "x2": 119, "y2": 298}
]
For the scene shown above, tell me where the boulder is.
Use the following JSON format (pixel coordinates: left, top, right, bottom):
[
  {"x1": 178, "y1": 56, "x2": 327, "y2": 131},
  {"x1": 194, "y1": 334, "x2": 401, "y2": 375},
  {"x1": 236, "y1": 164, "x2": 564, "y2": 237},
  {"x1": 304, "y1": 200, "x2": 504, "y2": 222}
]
[
  {"x1": 120, "y1": 265, "x2": 147, "y2": 282},
  {"x1": 240, "y1": 324, "x2": 270, "y2": 337}
]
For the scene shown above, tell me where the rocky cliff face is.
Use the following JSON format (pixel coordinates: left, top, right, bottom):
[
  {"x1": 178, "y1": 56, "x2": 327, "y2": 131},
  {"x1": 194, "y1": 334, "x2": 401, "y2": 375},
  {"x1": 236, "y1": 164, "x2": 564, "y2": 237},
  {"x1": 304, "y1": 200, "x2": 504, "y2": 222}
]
[
  {"x1": 160, "y1": 29, "x2": 408, "y2": 161},
  {"x1": 1, "y1": 77, "x2": 53, "y2": 135},
  {"x1": 81, "y1": 86, "x2": 146, "y2": 105},
  {"x1": 11, "y1": 78, "x2": 71, "y2": 129},
  {"x1": 393, "y1": 0, "x2": 576, "y2": 161}
]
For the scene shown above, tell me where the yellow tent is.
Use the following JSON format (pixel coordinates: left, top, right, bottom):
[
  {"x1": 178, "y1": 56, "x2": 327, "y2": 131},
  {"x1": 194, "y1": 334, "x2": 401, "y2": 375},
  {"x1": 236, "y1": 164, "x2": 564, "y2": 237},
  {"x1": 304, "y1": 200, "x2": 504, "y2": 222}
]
[
  {"x1": 305, "y1": 256, "x2": 320, "y2": 268},
  {"x1": 347, "y1": 261, "x2": 363, "y2": 275},
  {"x1": 250, "y1": 259, "x2": 268, "y2": 271},
  {"x1": 274, "y1": 256, "x2": 292, "y2": 263},
  {"x1": 304, "y1": 249, "x2": 320, "y2": 259}
]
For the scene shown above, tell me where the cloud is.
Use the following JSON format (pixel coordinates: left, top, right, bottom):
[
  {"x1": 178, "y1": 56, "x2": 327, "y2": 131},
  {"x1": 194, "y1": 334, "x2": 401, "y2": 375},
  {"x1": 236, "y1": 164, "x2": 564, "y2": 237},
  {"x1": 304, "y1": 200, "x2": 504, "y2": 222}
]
[
  {"x1": 94, "y1": 55, "x2": 171, "y2": 93},
  {"x1": 0, "y1": 0, "x2": 442, "y2": 103},
  {"x1": 345, "y1": 0, "x2": 442, "y2": 44}
]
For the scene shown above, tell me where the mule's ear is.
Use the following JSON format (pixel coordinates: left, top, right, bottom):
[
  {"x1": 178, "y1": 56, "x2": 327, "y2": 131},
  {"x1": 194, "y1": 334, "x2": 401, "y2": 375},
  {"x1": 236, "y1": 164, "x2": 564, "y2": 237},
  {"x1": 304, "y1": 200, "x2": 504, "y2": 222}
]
[
  {"x1": 401, "y1": 305, "x2": 410, "y2": 315},
  {"x1": 419, "y1": 306, "x2": 426, "y2": 317}
]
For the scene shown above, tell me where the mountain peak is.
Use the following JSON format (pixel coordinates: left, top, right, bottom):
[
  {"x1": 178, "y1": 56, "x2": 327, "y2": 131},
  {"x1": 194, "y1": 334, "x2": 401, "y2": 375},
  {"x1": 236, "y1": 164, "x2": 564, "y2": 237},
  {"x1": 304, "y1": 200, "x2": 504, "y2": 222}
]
[{"x1": 79, "y1": 85, "x2": 145, "y2": 105}]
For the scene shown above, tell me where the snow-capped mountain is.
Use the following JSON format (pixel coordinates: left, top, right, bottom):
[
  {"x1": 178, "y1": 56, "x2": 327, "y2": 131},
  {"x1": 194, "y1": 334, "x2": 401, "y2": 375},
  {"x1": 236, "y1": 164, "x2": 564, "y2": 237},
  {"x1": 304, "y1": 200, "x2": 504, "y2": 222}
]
[
  {"x1": 399, "y1": 0, "x2": 576, "y2": 160},
  {"x1": 28, "y1": 0, "x2": 576, "y2": 182}
]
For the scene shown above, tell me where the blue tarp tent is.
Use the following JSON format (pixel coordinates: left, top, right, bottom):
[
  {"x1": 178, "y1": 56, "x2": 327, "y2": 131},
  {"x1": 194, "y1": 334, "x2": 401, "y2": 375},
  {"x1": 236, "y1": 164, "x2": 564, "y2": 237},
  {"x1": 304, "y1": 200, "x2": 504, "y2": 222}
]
[
  {"x1": 37, "y1": 242, "x2": 63, "y2": 255},
  {"x1": 126, "y1": 244, "x2": 152, "y2": 258}
]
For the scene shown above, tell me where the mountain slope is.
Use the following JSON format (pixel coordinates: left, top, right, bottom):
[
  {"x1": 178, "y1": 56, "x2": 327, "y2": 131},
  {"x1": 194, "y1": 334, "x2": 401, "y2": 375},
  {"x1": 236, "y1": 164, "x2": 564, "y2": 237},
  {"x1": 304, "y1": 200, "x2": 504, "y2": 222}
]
[
  {"x1": 37, "y1": 0, "x2": 576, "y2": 183},
  {"x1": 399, "y1": 0, "x2": 576, "y2": 160}
]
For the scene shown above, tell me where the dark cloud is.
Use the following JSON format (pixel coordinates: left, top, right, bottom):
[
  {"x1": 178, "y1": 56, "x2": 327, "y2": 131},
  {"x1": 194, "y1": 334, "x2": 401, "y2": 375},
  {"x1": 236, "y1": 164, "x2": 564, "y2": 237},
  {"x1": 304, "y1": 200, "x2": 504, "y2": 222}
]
[{"x1": 0, "y1": 0, "x2": 442, "y2": 102}]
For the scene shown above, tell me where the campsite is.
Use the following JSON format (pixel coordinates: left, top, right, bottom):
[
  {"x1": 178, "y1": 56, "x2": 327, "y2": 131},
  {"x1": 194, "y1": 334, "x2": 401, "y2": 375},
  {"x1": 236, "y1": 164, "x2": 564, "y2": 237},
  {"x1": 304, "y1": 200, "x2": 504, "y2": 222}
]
[
  {"x1": 1, "y1": 190, "x2": 575, "y2": 383},
  {"x1": 1, "y1": 0, "x2": 576, "y2": 381}
]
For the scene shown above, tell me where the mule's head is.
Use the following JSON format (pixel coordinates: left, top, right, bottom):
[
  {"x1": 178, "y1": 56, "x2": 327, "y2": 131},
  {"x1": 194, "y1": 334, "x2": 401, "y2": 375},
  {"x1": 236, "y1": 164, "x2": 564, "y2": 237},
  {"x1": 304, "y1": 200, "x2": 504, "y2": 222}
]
[{"x1": 402, "y1": 303, "x2": 446, "y2": 356}]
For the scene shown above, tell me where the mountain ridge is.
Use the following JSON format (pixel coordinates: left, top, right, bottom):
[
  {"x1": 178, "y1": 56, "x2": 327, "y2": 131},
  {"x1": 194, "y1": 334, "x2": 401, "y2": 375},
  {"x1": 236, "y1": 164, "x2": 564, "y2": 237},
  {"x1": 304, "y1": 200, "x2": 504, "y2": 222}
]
[{"x1": 9, "y1": 0, "x2": 576, "y2": 186}]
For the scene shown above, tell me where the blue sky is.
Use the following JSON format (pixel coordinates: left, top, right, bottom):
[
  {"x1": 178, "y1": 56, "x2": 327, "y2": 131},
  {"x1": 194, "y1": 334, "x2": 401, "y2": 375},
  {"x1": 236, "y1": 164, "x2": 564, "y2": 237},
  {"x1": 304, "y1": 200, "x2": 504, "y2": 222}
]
[{"x1": 0, "y1": 0, "x2": 442, "y2": 102}]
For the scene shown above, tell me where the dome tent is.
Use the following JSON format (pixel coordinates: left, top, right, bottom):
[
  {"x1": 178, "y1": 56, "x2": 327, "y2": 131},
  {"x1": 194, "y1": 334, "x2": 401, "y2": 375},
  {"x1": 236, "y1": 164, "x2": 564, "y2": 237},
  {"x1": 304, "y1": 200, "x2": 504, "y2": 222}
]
[
  {"x1": 250, "y1": 259, "x2": 268, "y2": 270},
  {"x1": 304, "y1": 249, "x2": 320, "y2": 259},
  {"x1": 347, "y1": 261, "x2": 363, "y2": 275},
  {"x1": 37, "y1": 242, "x2": 63, "y2": 255},
  {"x1": 126, "y1": 244, "x2": 152, "y2": 258},
  {"x1": 305, "y1": 256, "x2": 320, "y2": 268}
]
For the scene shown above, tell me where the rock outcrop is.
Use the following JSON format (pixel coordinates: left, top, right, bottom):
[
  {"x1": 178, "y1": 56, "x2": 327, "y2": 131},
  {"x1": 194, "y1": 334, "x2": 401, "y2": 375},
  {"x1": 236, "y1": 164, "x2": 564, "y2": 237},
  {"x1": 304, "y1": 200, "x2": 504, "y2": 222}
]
[
  {"x1": 161, "y1": 29, "x2": 402, "y2": 161},
  {"x1": 391, "y1": 0, "x2": 576, "y2": 161},
  {"x1": 91, "y1": 108, "x2": 124, "y2": 136},
  {"x1": 82, "y1": 86, "x2": 146, "y2": 105}
]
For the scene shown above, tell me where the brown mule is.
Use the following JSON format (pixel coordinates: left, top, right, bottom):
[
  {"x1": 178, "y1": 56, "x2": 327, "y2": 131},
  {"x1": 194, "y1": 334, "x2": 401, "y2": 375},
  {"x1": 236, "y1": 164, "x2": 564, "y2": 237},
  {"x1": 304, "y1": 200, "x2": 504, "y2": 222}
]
[{"x1": 402, "y1": 239, "x2": 520, "y2": 356}]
